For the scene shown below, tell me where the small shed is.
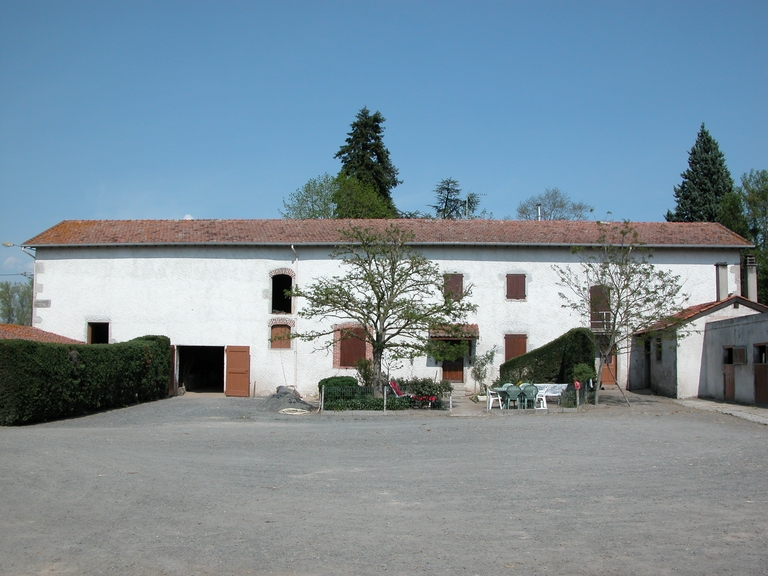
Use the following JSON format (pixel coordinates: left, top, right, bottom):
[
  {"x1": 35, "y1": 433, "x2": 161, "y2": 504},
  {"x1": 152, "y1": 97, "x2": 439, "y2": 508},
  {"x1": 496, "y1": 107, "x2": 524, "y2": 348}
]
[
  {"x1": 628, "y1": 296, "x2": 768, "y2": 399},
  {"x1": 700, "y1": 313, "x2": 768, "y2": 405}
]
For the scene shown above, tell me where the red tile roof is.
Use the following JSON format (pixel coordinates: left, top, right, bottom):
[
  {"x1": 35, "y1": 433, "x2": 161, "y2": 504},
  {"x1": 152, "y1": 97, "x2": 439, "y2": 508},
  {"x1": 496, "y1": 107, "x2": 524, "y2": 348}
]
[
  {"x1": 0, "y1": 324, "x2": 83, "y2": 344},
  {"x1": 24, "y1": 219, "x2": 752, "y2": 249},
  {"x1": 637, "y1": 296, "x2": 768, "y2": 333}
]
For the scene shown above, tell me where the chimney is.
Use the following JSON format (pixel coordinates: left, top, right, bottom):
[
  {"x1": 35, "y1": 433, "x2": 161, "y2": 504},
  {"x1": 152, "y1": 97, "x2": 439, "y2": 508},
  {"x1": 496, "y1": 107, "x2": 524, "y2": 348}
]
[
  {"x1": 745, "y1": 255, "x2": 758, "y2": 302},
  {"x1": 715, "y1": 263, "x2": 728, "y2": 301}
]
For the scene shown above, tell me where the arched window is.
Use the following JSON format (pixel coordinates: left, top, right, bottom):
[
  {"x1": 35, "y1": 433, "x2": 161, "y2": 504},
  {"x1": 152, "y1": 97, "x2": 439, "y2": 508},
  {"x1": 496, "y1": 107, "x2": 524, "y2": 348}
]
[{"x1": 271, "y1": 274, "x2": 292, "y2": 314}]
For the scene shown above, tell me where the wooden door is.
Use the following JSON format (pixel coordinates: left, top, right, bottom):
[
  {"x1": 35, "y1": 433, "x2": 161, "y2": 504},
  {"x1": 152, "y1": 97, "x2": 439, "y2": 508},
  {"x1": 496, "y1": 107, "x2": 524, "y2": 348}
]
[
  {"x1": 723, "y1": 364, "x2": 735, "y2": 401},
  {"x1": 443, "y1": 358, "x2": 464, "y2": 382},
  {"x1": 601, "y1": 354, "x2": 617, "y2": 386},
  {"x1": 225, "y1": 346, "x2": 250, "y2": 397},
  {"x1": 754, "y1": 365, "x2": 768, "y2": 406}
]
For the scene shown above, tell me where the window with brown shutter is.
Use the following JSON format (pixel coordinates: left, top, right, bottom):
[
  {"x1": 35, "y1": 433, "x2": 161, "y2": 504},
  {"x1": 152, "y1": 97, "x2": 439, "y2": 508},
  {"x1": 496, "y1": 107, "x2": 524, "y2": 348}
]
[
  {"x1": 504, "y1": 334, "x2": 527, "y2": 361},
  {"x1": 339, "y1": 327, "x2": 367, "y2": 368},
  {"x1": 506, "y1": 274, "x2": 526, "y2": 300},
  {"x1": 444, "y1": 274, "x2": 463, "y2": 300},
  {"x1": 270, "y1": 325, "x2": 291, "y2": 349}
]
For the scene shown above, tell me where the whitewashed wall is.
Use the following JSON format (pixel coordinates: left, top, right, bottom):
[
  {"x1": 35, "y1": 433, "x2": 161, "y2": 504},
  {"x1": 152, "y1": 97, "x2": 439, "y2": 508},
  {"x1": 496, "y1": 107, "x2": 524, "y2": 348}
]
[{"x1": 32, "y1": 243, "x2": 742, "y2": 396}]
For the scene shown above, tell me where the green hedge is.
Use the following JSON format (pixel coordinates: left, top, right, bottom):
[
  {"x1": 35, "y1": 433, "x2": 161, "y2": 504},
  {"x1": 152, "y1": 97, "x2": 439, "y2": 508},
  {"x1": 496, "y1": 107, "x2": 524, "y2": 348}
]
[
  {"x1": 397, "y1": 377, "x2": 453, "y2": 409},
  {"x1": 499, "y1": 328, "x2": 595, "y2": 384},
  {"x1": 0, "y1": 335, "x2": 171, "y2": 426},
  {"x1": 323, "y1": 397, "x2": 413, "y2": 411},
  {"x1": 317, "y1": 376, "x2": 363, "y2": 400}
]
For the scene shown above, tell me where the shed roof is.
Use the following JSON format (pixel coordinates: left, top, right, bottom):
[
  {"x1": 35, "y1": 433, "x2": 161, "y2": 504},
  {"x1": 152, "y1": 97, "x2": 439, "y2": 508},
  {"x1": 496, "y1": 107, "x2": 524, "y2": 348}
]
[
  {"x1": 24, "y1": 219, "x2": 752, "y2": 249},
  {"x1": 0, "y1": 324, "x2": 83, "y2": 344},
  {"x1": 636, "y1": 296, "x2": 768, "y2": 334}
]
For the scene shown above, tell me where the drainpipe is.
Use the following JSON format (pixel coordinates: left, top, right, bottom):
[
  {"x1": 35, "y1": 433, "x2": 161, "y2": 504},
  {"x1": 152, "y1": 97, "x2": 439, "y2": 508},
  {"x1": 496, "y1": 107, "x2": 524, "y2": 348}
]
[{"x1": 291, "y1": 245, "x2": 299, "y2": 390}]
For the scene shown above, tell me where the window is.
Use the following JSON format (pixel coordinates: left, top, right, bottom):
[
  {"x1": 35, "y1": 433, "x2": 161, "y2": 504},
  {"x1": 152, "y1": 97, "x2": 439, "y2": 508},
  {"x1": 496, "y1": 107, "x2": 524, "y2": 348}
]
[
  {"x1": 655, "y1": 338, "x2": 663, "y2": 362},
  {"x1": 755, "y1": 344, "x2": 767, "y2": 365},
  {"x1": 504, "y1": 334, "x2": 527, "y2": 362},
  {"x1": 87, "y1": 322, "x2": 109, "y2": 344},
  {"x1": 444, "y1": 274, "x2": 463, "y2": 300},
  {"x1": 271, "y1": 274, "x2": 292, "y2": 314},
  {"x1": 506, "y1": 274, "x2": 526, "y2": 300},
  {"x1": 338, "y1": 326, "x2": 367, "y2": 368},
  {"x1": 723, "y1": 346, "x2": 747, "y2": 365},
  {"x1": 590, "y1": 285, "x2": 611, "y2": 331},
  {"x1": 270, "y1": 325, "x2": 291, "y2": 349}
]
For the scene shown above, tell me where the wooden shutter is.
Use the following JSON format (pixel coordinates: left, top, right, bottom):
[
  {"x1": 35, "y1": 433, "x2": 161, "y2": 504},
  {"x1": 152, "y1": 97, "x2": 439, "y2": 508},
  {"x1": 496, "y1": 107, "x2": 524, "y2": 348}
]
[
  {"x1": 506, "y1": 274, "x2": 526, "y2": 299},
  {"x1": 270, "y1": 325, "x2": 291, "y2": 349},
  {"x1": 339, "y1": 327, "x2": 366, "y2": 367},
  {"x1": 444, "y1": 274, "x2": 463, "y2": 300},
  {"x1": 504, "y1": 334, "x2": 527, "y2": 361}
]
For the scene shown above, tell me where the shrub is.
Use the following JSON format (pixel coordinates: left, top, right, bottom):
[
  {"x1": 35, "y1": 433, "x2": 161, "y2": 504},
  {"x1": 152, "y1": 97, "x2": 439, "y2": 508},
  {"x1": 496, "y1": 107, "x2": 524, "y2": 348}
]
[
  {"x1": 0, "y1": 336, "x2": 170, "y2": 426},
  {"x1": 318, "y1": 376, "x2": 364, "y2": 400},
  {"x1": 499, "y1": 328, "x2": 594, "y2": 384},
  {"x1": 323, "y1": 397, "x2": 412, "y2": 411},
  {"x1": 397, "y1": 377, "x2": 453, "y2": 409}
]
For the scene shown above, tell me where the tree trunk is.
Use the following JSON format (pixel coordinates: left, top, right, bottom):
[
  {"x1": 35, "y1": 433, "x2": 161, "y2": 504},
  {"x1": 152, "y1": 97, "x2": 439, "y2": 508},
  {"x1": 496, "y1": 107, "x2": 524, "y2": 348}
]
[{"x1": 372, "y1": 347, "x2": 385, "y2": 397}]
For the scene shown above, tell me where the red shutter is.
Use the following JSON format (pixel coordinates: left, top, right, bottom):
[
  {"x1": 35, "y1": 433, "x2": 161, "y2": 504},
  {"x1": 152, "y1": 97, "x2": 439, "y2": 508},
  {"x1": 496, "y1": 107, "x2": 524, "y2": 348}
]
[
  {"x1": 506, "y1": 274, "x2": 526, "y2": 299},
  {"x1": 504, "y1": 334, "x2": 527, "y2": 361},
  {"x1": 339, "y1": 327, "x2": 366, "y2": 367},
  {"x1": 270, "y1": 325, "x2": 291, "y2": 349},
  {"x1": 444, "y1": 274, "x2": 464, "y2": 300}
]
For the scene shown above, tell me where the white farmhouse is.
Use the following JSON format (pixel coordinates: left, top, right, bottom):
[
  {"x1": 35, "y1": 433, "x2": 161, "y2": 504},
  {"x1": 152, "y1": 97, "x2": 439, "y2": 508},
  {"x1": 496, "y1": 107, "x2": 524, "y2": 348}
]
[{"x1": 23, "y1": 219, "x2": 751, "y2": 397}]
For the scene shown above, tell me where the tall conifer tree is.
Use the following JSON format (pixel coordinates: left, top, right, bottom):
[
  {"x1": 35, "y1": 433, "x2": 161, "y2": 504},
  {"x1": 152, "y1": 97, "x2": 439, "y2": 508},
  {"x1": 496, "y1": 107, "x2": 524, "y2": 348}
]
[
  {"x1": 665, "y1": 123, "x2": 734, "y2": 222},
  {"x1": 335, "y1": 107, "x2": 401, "y2": 210}
]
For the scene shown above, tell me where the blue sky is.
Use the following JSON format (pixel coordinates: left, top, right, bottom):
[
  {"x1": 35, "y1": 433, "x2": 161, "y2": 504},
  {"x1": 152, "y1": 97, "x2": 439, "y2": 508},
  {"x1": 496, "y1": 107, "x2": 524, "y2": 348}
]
[{"x1": 1, "y1": 1, "x2": 766, "y2": 277}]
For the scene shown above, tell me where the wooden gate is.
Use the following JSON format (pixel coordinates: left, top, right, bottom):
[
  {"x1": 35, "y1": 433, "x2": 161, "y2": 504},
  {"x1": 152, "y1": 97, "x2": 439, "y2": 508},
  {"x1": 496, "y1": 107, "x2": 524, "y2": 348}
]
[
  {"x1": 601, "y1": 354, "x2": 617, "y2": 387},
  {"x1": 442, "y1": 358, "x2": 464, "y2": 382},
  {"x1": 723, "y1": 364, "x2": 735, "y2": 401},
  {"x1": 755, "y1": 364, "x2": 768, "y2": 406},
  {"x1": 225, "y1": 346, "x2": 250, "y2": 397}
]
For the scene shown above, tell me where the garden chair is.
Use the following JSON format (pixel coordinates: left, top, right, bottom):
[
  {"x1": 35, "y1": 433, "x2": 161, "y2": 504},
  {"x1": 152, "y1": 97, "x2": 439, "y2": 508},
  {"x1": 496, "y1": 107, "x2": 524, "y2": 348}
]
[
  {"x1": 389, "y1": 380, "x2": 412, "y2": 398},
  {"x1": 502, "y1": 384, "x2": 522, "y2": 409},
  {"x1": 520, "y1": 384, "x2": 539, "y2": 409},
  {"x1": 486, "y1": 385, "x2": 504, "y2": 409}
]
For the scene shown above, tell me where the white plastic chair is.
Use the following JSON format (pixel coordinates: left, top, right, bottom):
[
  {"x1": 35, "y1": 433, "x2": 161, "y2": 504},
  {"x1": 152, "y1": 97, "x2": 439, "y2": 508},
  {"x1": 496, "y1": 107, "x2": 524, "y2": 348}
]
[{"x1": 486, "y1": 385, "x2": 504, "y2": 409}]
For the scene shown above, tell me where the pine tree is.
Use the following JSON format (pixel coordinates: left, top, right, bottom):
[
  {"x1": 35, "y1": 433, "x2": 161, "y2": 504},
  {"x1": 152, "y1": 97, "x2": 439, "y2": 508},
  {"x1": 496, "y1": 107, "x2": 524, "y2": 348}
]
[
  {"x1": 665, "y1": 123, "x2": 734, "y2": 222},
  {"x1": 430, "y1": 178, "x2": 480, "y2": 219},
  {"x1": 334, "y1": 107, "x2": 401, "y2": 210}
]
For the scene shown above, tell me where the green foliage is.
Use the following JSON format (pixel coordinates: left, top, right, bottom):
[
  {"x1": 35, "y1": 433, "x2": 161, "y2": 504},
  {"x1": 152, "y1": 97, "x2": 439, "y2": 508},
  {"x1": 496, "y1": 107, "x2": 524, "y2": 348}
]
[
  {"x1": 333, "y1": 173, "x2": 398, "y2": 219},
  {"x1": 515, "y1": 188, "x2": 593, "y2": 220},
  {"x1": 334, "y1": 107, "x2": 401, "y2": 207},
  {"x1": 280, "y1": 173, "x2": 337, "y2": 219},
  {"x1": 430, "y1": 178, "x2": 480, "y2": 220},
  {"x1": 354, "y1": 358, "x2": 374, "y2": 387},
  {"x1": 736, "y1": 169, "x2": 768, "y2": 303},
  {"x1": 0, "y1": 279, "x2": 33, "y2": 325},
  {"x1": 470, "y1": 346, "x2": 497, "y2": 392},
  {"x1": 0, "y1": 336, "x2": 170, "y2": 426},
  {"x1": 398, "y1": 377, "x2": 453, "y2": 409},
  {"x1": 666, "y1": 123, "x2": 734, "y2": 223},
  {"x1": 317, "y1": 376, "x2": 360, "y2": 400},
  {"x1": 499, "y1": 328, "x2": 595, "y2": 384},
  {"x1": 323, "y1": 396, "x2": 412, "y2": 411}
]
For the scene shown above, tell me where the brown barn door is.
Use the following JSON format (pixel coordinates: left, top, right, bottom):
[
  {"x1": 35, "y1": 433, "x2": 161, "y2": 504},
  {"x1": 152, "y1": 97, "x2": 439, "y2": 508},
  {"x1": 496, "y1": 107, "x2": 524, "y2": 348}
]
[
  {"x1": 225, "y1": 346, "x2": 250, "y2": 397},
  {"x1": 601, "y1": 354, "x2": 617, "y2": 386},
  {"x1": 755, "y1": 344, "x2": 767, "y2": 406},
  {"x1": 723, "y1": 365, "x2": 735, "y2": 401}
]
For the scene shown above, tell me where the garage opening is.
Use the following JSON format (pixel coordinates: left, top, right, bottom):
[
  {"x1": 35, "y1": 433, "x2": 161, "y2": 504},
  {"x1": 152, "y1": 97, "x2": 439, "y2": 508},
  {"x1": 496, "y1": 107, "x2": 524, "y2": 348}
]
[{"x1": 178, "y1": 346, "x2": 224, "y2": 393}]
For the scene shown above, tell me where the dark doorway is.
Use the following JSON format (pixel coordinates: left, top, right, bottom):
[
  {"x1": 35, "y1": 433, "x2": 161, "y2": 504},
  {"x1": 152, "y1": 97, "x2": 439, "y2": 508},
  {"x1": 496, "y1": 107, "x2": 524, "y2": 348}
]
[
  {"x1": 87, "y1": 322, "x2": 109, "y2": 344},
  {"x1": 271, "y1": 274, "x2": 292, "y2": 314},
  {"x1": 178, "y1": 346, "x2": 224, "y2": 393}
]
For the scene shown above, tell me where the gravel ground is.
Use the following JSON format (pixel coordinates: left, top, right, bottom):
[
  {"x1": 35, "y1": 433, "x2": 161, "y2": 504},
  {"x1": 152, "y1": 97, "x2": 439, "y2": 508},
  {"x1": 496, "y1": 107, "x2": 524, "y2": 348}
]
[{"x1": 1, "y1": 392, "x2": 767, "y2": 576}]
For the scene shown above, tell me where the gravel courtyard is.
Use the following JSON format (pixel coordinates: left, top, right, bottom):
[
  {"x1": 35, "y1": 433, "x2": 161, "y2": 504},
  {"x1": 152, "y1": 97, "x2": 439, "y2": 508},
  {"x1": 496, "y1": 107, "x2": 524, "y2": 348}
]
[{"x1": 1, "y1": 392, "x2": 766, "y2": 576}]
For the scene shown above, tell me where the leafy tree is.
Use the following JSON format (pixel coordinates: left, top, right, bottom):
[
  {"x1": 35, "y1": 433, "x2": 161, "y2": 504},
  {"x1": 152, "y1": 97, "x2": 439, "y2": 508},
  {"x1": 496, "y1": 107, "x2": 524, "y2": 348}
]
[
  {"x1": 737, "y1": 169, "x2": 768, "y2": 303},
  {"x1": 290, "y1": 225, "x2": 477, "y2": 391},
  {"x1": 333, "y1": 173, "x2": 398, "y2": 219},
  {"x1": 665, "y1": 123, "x2": 734, "y2": 223},
  {"x1": 334, "y1": 107, "x2": 401, "y2": 210},
  {"x1": 516, "y1": 188, "x2": 593, "y2": 220},
  {"x1": 0, "y1": 279, "x2": 33, "y2": 325},
  {"x1": 430, "y1": 178, "x2": 481, "y2": 219},
  {"x1": 280, "y1": 173, "x2": 337, "y2": 219},
  {"x1": 554, "y1": 221, "x2": 689, "y2": 405}
]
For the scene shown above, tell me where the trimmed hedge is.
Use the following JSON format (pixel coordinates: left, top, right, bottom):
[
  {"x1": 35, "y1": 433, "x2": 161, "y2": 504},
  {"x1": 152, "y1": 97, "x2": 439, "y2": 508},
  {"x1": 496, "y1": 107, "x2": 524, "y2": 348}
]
[
  {"x1": 0, "y1": 335, "x2": 171, "y2": 426},
  {"x1": 499, "y1": 328, "x2": 595, "y2": 384},
  {"x1": 317, "y1": 376, "x2": 362, "y2": 400},
  {"x1": 397, "y1": 377, "x2": 453, "y2": 409},
  {"x1": 323, "y1": 397, "x2": 413, "y2": 411}
]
